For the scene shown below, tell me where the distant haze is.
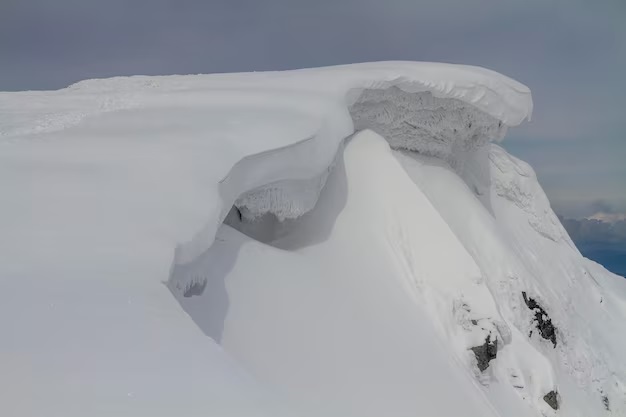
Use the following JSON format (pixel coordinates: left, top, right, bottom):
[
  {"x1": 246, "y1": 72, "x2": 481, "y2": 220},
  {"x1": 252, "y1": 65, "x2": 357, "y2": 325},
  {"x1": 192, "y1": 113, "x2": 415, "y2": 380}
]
[{"x1": 560, "y1": 216, "x2": 626, "y2": 277}]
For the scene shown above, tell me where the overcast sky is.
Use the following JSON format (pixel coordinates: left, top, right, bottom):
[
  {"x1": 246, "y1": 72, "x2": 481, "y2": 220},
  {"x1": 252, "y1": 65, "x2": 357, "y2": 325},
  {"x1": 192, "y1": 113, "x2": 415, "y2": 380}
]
[{"x1": 1, "y1": 0, "x2": 624, "y2": 218}]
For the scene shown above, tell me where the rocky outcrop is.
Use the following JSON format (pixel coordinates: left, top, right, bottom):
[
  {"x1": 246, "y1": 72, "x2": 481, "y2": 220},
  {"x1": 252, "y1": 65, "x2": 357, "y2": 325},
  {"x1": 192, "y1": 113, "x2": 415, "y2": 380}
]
[
  {"x1": 522, "y1": 292, "x2": 557, "y2": 347},
  {"x1": 543, "y1": 390, "x2": 559, "y2": 410},
  {"x1": 183, "y1": 279, "x2": 207, "y2": 297},
  {"x1": 471, "y1": 336, "x2": 498, "y2": 372},
  {"x1": 602, "y1": 395, "x2": 610, "y2": 411}
]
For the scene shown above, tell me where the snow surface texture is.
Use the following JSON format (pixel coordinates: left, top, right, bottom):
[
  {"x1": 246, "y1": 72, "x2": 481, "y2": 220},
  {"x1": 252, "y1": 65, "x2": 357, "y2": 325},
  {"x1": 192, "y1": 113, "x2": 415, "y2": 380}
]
[
  {"x1": 350, "y1": 87, "x2": 507, "y2": 170},
  {"x1": 2, "y1": 62, "x2": 625, "y2": 417}
]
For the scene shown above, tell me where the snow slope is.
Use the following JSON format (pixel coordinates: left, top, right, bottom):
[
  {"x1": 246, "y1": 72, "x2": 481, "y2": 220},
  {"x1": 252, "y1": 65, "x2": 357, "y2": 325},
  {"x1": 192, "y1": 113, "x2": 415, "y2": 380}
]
[{"x1": 1, "y1": 62, "x2": 624, "y2": 417}]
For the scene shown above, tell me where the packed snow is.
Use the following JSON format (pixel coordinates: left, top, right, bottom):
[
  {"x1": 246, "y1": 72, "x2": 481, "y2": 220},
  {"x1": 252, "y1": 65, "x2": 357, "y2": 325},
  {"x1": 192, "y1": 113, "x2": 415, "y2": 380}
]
[{"x1": 1, "y1": 61, "x2": 624, "y2": 417}]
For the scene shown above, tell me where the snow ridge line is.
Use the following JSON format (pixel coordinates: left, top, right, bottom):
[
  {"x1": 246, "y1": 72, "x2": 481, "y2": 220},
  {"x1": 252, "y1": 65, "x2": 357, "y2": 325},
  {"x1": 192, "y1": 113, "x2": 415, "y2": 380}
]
[
  {"x1": 173, "y1": 131, "x2": 341, "y2": 265},
  {"x1": 170, "y1": 73, "x2": 532, "y2": 267},
  {"x1": 2, "y1": 62, "x2": 532, "y2": 140}
]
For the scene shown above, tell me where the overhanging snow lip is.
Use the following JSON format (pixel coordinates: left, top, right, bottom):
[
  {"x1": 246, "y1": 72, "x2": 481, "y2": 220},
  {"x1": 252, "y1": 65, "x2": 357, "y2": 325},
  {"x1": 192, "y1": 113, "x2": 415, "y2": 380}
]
[
  {"x1": 2, "y1": 61, "x2": 534, "y2": 269},
  {"x1": 167, "y1": 63, "x2": 533, "y2": 264},
  {"x1": 331, "y1": 61, "x2": 533, "y2": 126},
  {"x1": 61, "y1": 61, "x2": 533, "y2": 126},
  {"x1": 345, "y1": 77, "x2": 532, "y2": 127}
]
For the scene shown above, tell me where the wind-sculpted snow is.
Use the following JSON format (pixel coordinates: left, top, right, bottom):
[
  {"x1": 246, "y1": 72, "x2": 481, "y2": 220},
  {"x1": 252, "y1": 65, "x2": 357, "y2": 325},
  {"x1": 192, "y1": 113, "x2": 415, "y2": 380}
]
[
  {"x1": 1, "y1": 63, "x2": 532, "y2": 266},
  {"x1": 395, "y1": 142, "x2": 626, "y2": 416},
  {"x1": 350, "y1": 87, "x2": 507, "y2": 169},
  {"x1": 4, "y1": 62, "x2": 626, "y2": 417},
  {"x1": 486, "y1": 145, "x2": 574, "y2": 244},
  {"x1": 129, "y1": 62, "x2": 529, "y2": 263},
  {"x1": 0, "y1": 61, "x2": 531, "y2": 140}
]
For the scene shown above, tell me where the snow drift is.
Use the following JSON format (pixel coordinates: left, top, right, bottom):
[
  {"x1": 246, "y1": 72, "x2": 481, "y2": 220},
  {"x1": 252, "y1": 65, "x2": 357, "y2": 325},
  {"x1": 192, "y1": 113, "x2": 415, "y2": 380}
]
[{"x1": 1, "y1": 62, "x2": 625, "y2": 417}]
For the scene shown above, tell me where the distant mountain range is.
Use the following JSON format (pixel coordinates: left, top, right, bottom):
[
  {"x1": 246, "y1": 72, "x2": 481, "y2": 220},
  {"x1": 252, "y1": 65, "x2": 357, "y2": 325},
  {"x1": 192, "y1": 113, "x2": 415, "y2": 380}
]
[{"x1": 560, "y1": 214, "x2": 626, "y2": 278}]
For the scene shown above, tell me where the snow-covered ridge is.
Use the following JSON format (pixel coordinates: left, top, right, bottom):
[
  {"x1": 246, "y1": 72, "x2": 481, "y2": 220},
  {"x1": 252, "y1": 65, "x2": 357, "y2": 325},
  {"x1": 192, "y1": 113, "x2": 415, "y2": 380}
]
[
  {"x1": 0, "y1": 63, "x2": 523, "y2": 264},
  {"x1": 152, "y1": 62, "x2": 532, "y2": 262},
  {"x1": 1, "y1": 61, "x2": 532, "y2": 139},
  {"x1": 62, "y1": 61, "x2": 532, "y2": 122},
  {"x1": 16, "y1": 62, "x2": 626, "y2": 417}
]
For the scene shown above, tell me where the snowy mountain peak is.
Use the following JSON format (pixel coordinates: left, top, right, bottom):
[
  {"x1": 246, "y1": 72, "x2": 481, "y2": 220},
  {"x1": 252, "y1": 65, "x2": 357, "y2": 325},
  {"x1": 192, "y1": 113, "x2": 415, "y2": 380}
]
[{"x1": 1, "y1": 62, "x2": 624, "y2": 417}]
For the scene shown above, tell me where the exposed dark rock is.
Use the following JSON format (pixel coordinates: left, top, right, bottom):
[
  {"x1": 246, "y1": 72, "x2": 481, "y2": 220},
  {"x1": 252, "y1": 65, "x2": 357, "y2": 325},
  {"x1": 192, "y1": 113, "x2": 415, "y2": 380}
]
[
  {"x1": 602, "y1": 395, "x2": 610, "y2": 411},
  {"x1": 183, "y1": 279, "x2": 207, "y2": 297},
  {"x1": 471, "y1": 336, "x2": 497, "y2": 372},
  {"x1": 522, "y1": 292, "x2": 557, "y2": 348},
  {"x1": 543, "y1": 390, "x2": 559, "y2": 410}
]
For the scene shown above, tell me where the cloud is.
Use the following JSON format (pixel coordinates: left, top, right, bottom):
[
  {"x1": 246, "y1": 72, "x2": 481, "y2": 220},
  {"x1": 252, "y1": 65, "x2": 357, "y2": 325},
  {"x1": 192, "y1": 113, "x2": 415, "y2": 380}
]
[
  {"x1": 560, "y1": 216, "x2": 626, "y2": 244},
  {"x1": 589, "y1": 200, "x2": 619, "y2": 215},
  {"x1": 503, "y1": 136, "x2": 626, "y2": 219},
  {"x1": 588, "y1": 212, "x2": 626, "y2": 223}
]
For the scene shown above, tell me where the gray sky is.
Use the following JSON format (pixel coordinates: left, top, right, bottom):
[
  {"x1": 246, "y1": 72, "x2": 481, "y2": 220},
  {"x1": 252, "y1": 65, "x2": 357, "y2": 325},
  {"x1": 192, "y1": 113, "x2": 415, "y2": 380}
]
[{"x1": 1, "y1": 0, "x2": 624, "y2": 218}]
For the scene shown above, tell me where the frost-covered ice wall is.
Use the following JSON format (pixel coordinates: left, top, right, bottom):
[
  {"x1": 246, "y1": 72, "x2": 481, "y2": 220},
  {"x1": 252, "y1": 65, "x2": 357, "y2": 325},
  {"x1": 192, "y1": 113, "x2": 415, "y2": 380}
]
[
  {"x1": 350, "y1": 87, "x2": 507, "y2": 169},
  {"x1": 220, "y1": 64, "x2": 531, "y2": 225},
  {"x1": 234, "y1": 86, "x2": 509, "y2": 222}
]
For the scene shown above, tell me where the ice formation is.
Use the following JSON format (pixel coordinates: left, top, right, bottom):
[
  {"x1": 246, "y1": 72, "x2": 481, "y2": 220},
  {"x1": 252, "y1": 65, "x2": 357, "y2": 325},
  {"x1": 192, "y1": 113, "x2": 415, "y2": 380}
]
[
  {"x1": 2, "y1": 62, "x2": 625, "y2": 417},
  {"x1": 350, "y1": 87, "x2": 507, "y2": 168}
]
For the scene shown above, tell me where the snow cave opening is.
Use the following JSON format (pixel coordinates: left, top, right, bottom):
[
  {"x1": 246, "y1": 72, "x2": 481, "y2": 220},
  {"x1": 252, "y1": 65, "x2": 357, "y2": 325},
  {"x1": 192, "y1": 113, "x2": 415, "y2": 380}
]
[{"x1": 221, "y1": 141, "x2": 349, "y2": 251}]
